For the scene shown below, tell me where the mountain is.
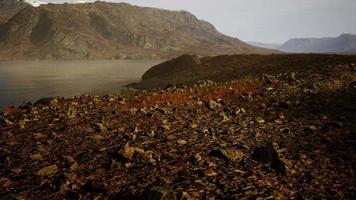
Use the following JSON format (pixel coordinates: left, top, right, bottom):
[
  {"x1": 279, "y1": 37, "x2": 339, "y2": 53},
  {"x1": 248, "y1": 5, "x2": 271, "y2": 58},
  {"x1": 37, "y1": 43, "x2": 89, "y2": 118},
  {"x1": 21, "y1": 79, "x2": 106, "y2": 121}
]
[
  {"x1": 0, "y1": 0, "x2": 29, "y2": 23},
  {"x1": 0, "y1": 2, "x2": 275, "y2": 60},
  {"x1": 134, "y1": 54, "x2": 356, "y2": 88},
  {"x1": 278, "y1": 34, "x2": 356, "y2": 53},
  {"x1": 247, "y1": 41, "x2": 280, "y2": 49}
]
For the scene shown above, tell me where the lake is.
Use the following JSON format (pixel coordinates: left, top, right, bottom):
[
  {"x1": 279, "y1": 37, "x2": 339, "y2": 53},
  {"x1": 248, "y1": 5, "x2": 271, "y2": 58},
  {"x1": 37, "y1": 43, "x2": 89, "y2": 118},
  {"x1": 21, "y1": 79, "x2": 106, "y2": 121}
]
[{"x1": 0, "y1": 60, "x2": 162, "y2": 111}]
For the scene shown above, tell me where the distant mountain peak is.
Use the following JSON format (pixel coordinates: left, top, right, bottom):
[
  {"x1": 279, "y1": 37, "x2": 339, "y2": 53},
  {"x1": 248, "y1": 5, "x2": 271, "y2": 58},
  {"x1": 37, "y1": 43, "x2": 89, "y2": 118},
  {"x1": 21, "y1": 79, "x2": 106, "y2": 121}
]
[{"x1": 278, "y1": 33, "x2": 356, "y2": 53}]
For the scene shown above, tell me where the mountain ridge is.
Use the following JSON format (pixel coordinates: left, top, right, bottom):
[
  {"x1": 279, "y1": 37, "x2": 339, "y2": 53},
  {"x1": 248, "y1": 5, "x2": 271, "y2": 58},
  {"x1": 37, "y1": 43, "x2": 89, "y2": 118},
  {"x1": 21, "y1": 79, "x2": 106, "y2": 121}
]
[
  {"x1": 0, "y1": 2, "x2": 276, "y2": 60},
  {"x1": 278, "y1": 33, "x2": 356, "y2": 53}
]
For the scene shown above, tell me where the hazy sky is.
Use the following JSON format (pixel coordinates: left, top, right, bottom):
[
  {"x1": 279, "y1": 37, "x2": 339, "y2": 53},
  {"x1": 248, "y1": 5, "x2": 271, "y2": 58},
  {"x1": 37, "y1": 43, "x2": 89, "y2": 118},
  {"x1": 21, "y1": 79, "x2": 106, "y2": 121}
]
[{"x1": 41, "y1": 0, "x2": 356, "y2": 43}]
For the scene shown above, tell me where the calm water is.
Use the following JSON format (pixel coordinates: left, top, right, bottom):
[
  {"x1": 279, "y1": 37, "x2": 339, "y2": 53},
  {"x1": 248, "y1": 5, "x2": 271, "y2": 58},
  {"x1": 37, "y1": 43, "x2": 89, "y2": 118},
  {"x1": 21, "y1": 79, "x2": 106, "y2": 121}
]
[{"x1": 0, "y1": 60, "x2": 161, "y2": 111}]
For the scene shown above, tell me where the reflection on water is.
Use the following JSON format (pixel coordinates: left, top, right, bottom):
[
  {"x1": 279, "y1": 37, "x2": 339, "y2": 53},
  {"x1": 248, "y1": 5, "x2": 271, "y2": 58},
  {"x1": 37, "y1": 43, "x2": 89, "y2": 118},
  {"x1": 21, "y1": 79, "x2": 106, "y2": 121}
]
[{"x1": 0, "y1": 60, "x2": 161, "y2": 110}]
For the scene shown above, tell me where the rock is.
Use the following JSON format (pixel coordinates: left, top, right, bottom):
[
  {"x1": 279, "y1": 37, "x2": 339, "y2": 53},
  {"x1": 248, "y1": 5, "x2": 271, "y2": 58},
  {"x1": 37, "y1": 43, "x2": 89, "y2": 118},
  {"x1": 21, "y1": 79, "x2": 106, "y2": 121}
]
[
  {"x1": 91, "y1": 134, "x2": 105, "y2": 141},
  {"x1": 35, "y1": 97, "x2": 58, "y2": 106},
  {"x1": 33, "y1": 133, "x2": 46, "y2": 139},
  {"x1": 219, "y1": 112, "x2": 229, "y2": 121},
  {"x1": 205, "y1": 170, "x2": 218, "y2": 177},
  {"x1": 1, "y1": 118, "x2": 14, "y2": 125},
  {"x1": 0, "y1": 177, "x2": 10, "y2": 187},
  {"x1": 194, "y1": 153, "x2": 202, "y2": 162},
  {"x1": 142, "y1": 186, "x2": 177, "y2": 200},
  {"x1": 11, "y1": 168, "x2": 22, "y2": 175},
  {"x1": 177, "y1": 140, "x2": 188, "y2": 145},
  {"x1": 256, "y1": 117, "x2": 265, "y2": 124},
  {"x1": 209, "y1": 149, "x2": 244, "y2": 162},
  {"x1": 30, "y1": 153, "x2": 43, "y2": 161},
  {"x1": 288, "y1": 72, "x2": 297, "y2": 82},
  {"x1": 252, "y1": 144, "x2": 286, "y2": 175},
  {"x1": 208, "y1": 100, "x2": 220, "y2": 109},
  {"x1": 130, "y1": 108, "x2": 138, "y2": 114},
  {"x1": 261, "y1": 74, "x2": 275, "y2": 84},
  {"x1": 123, "y1": 144, "x2": 145, "y2": 160},
  {"x1": 37, "y1": 165, "x2": 58, "y2": 176},
  {"x1": 304, "y1": 125, "x2": 318, "y2": 134},
  {"x1": 93, "y1": 123, "x2": 106, "y2": 132}
]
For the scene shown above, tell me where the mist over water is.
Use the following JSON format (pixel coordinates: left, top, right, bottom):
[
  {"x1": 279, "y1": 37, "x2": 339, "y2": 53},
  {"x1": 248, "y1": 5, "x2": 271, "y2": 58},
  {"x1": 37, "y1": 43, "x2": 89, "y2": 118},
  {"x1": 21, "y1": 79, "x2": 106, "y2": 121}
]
[{"x1": 0, "y1": 60, "x2": 161, "y2": 110}]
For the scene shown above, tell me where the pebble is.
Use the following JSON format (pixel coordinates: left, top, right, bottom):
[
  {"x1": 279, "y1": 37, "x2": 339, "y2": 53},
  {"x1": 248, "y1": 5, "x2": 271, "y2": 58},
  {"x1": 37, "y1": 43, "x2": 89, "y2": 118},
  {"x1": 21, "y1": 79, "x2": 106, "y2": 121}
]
[{"x1": 37, "y1": 165, "x2": 58, "y2": 176}]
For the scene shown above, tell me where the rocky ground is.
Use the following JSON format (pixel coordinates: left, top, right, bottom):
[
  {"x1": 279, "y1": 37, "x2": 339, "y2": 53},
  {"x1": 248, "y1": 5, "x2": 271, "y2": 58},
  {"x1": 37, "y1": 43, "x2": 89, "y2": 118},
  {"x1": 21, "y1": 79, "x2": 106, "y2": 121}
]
[{"x1": 0, "y1": 64, "x2": 356, "y2": 199}]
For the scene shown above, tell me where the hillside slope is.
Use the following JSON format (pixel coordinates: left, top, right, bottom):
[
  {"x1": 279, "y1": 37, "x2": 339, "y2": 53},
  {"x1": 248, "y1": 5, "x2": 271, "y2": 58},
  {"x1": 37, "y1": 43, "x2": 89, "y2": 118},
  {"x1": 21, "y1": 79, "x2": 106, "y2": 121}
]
[
  {"x1": 0, "y1": 2, "x2": 275, "y2": 60},
  {"x1": 278, "y1": 34, "x2": 356, "y2": 53},
  {"x1": 134, "y1": 54, "x2": 356, "y2": 88}
]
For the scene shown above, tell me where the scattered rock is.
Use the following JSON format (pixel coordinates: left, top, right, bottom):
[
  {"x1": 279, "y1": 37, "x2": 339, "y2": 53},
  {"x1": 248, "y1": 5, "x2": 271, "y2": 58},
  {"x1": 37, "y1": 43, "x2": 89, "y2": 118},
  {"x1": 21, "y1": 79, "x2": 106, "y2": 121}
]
[
  {"x1": 33, "y1": 133, "x2": 46, "y2": 139},
  {"x1": 0, "y1": 177, "x2": 10, "y2": 187},
  {"x1": 37, "y1": 165, "x2": 58, "y2": 176},
  {"x1": 30, "y1": 153, "x2": 43, "y2": 161},
  {"x1": 208, "y1": 100, "x2": 220, "y2": 109},
  {"x1": 142, "y1": 186, "x2": 177, "y2": 200},
  {"x1": 209, "y1": 149, "x2": 244, "y2": 162},
  {"x1": 177, "y1": 140, "x2": 188, "y2": 145},
  {"x1": 93, "y1": 123, "x2": 107, "y2": 132},
  {"x1": 252, "y1": 144, "x2": 286, "y2": 175}
]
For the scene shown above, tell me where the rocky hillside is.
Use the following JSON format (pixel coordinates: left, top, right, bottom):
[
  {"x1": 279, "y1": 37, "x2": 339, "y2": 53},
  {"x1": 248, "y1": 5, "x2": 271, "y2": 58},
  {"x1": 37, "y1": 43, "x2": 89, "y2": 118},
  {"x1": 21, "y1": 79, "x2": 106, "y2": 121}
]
[
  {"x1": 278, "y1": 33, "x2": 356, "y2": 53},
  {"x1": 0, "y1": 1, "x2": 274, "y2": 60},
  {"x1": 0, "y1": 0, "x2": 29, "y2": 23},
  {"x1": 0, "y1": 60, "x2": 355, "y2": 199},
  {"x1": 134, "y1": 54, "x2": 356, "y2": 88}
]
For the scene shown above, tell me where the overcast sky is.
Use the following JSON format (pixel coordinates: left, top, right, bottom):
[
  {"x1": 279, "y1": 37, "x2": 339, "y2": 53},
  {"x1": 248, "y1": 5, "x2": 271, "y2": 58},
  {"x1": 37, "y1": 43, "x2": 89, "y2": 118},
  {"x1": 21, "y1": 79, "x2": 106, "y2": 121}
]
[{"x1": 42, "y1": 0, "x2": 356, "y2": 44}]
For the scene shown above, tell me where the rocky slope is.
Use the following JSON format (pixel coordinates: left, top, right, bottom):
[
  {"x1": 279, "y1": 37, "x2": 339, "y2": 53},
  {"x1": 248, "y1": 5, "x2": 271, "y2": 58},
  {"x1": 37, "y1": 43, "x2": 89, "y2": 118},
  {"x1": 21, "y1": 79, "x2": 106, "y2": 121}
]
[
  {"x1": 0, "y1": 1, "x2": 274, "y2": 60},
  {"x1": 134, "y1": 54, "x2": 356, "y2": 88},
  {"x1": 0, "y1": 0, "x2": 29, "y2": 23},
  {"x1": 278, "y1": 33, "x2": 356, "y2": 53},
  {"x1": 0, "y1": 60, "x2": 355, "y2": 199}
]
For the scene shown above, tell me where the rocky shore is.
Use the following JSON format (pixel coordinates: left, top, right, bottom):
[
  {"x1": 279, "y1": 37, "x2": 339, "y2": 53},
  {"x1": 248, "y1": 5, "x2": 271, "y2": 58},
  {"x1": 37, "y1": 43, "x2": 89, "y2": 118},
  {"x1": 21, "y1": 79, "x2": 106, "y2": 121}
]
[{"x1": 1, "y1": 63, "x2": 356, "y2": 199}]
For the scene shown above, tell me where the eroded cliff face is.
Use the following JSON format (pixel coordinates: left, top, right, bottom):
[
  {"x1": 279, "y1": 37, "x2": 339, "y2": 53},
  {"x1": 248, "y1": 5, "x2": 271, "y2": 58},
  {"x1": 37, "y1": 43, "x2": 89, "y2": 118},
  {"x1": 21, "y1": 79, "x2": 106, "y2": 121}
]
[
  {"x1": 0, "y1": 2, "x2": 275, "y2": 60},
  {"x1": 0, "y1": 0, "x2": 29, "y2": 23}
]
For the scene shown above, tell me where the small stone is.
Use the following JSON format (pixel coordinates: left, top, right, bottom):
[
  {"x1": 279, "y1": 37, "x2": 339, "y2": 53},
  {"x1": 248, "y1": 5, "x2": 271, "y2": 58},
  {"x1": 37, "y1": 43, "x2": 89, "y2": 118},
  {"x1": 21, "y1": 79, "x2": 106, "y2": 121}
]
[
  {"x1": 197, "y1": 101, "x2": 203, "y2": 106},
  {"x1": 130, "y1": 108, "x2": 138, "y2": 114},
  {"x1": 143, "y1": 186, "x2": 176, "y2": 200},
  {"x1": 205, "y1": 170, "x2": 218, "y2": 177},
  {"x1": 256, "y1": 117, "x2": 265, "y2": 124},
  {"x1": 190, "y1": 123, "x2": 198, "y2": 129},
  {"x1": 33, "y1": 133, "x2": 46, "y2": 139},
  {"x1": 194, "y1": 153, "x2": 202, "y2": 162},
  {"x1": 37, "y1": 165, "x2": 58, "y2": 176},
  {"x1": 30, "y1": 154, "x2": 43, "y2": 161},
  {"x1": 209, "y1": 149, "x2": 244, "y2": 162},
  {"x1": 93, "y1": 123, "x2": 106, "y2": 132},
  {"x1": 160, "y1": 124, "x2": 170, "y2": 130},
  {"x1": 11, "y1": 168, "x2": 22, "y2": 175},
  {"x1": 208, "y1": 100, "x2": 220, "y2": 109},
  {"x1": 123, "y1": 144, "x2": 145, "y2": 160},
  {"x1": 219, "y1": 112, "x2": 229, "y2": 121},
  {"x1": 305, "y1": 126, "x2": 318, "y2": 133},
  {"x1": 0, "y1": 177, "x2": 10, "y2": 187},
  {"x1": 252, "y1": 144, "x2": 286, "y2": 175},
  {"x1": 178, "y1": 140, "x2": 188, "y2": 145},
  {"x1": 91, "y1": 134, "x2": 105, "y2": 141}
]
